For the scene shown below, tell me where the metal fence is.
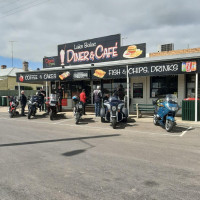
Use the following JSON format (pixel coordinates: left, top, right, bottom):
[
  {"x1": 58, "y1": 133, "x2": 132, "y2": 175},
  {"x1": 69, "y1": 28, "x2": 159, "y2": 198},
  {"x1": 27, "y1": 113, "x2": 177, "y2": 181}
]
[
  {"x1": 0, "y1": 90, "x2": 37, "y2": 106},
  {"x1": 0, "y1": 90, "x2": 37, "y2": 97}
]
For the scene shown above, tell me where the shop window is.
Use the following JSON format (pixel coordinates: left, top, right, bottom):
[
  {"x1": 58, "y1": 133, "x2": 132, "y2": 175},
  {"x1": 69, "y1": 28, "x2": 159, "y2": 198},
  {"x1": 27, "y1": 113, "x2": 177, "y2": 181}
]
[
  {"x1": 102, "y1": 80, "x2": 112, "y2": 96},
  {"x1": 150, "y1": 76, "x2": 178, "y2": 98},
  {"x1": 186, "y1": 74, "x2": 200, "y2": 98},
  {"x1": 113, "y1": 79, "x2": 127, "y2": 94},
  {"x1": 71, "y1": 81, "x2": 82, "y2": 97},
  {"x1": 62, "y1": 82, "x2": 71, "y2": 99},
  {"x1": 133, "y1": 83, "x2": 143, "y2": 98}
]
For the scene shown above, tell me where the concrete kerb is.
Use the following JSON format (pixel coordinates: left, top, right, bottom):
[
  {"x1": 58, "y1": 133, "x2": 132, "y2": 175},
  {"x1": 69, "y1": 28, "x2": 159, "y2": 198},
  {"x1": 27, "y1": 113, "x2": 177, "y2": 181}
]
[{"x1": 1, "y1": 106, "x2": 200, "y2": 128}]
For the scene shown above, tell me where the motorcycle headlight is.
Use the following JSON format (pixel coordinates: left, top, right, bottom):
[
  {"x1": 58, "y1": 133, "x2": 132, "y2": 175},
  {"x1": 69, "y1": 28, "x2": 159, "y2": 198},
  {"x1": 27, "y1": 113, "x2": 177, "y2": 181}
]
[
  {"x1": 112, "y1": 106, "x2": 117, "y2": 111},
  {"x1": 166, "y1": 104, "x2": 178, "y2": 111}
]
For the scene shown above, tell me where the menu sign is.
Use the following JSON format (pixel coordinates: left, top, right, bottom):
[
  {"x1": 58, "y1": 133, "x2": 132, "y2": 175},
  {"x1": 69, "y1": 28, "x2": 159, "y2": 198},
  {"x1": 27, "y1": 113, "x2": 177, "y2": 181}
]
[
  {"x1": 16, "y1": 72, "x2": 59, "y2": 83},
  {"x1": 43, "y1": 56, "x2": 59, "y2": 68},
  {"x1": 16, "y1": 70, "x2": 90, "y2": 82},
  {"x1": 91, "y1": 60, "x2": 198, "y2": 79},
  {"x1": 58, "y1": 34, "x2": 121, "y2": 66}
]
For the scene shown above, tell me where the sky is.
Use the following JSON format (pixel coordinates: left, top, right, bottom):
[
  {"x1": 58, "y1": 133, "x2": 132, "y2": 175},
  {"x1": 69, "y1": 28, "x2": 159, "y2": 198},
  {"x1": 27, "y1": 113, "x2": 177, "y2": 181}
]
[{"x1": 0, "y1": 0, "x2": 200, "y2": 70}]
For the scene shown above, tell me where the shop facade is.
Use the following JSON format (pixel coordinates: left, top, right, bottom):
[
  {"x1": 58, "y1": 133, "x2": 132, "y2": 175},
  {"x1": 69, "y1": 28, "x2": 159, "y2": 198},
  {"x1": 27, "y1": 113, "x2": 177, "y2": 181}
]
[{"x1": 16, "y1": 34, "x2": 200, "y2": 119}]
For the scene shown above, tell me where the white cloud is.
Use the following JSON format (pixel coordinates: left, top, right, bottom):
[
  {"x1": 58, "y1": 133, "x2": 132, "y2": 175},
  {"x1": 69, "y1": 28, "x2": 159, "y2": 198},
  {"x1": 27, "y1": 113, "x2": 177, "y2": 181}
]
[{"x1": 0, "y1": 0, "x2": 200, "y2": 63}]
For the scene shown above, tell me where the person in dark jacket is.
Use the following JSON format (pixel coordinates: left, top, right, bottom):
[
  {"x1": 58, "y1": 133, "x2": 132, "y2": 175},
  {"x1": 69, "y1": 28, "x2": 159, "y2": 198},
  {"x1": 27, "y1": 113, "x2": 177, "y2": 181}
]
[
  {"x1": 20, "y1": 90, "x2": 27, "y2": 116},
  {"x1": 38, "y1": 88, "x2": 46, "y2": 111},
  {"x1": 93, "y1": 86, "x2": 102, "y2": 117},
  {"x1": 57, "y1": 85, "x2": 63, "y2": 111},
  {"x1": 114, "y1": 84, "x2": 125, "y2": 100}
]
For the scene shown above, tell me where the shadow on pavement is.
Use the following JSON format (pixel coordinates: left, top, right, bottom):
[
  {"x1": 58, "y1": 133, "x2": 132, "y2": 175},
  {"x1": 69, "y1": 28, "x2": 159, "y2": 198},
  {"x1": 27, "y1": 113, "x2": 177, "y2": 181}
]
[
  {"x1": 172, "y1": 126, "x2": 195, "y2": 133},
  {"x1": 62, "y1": 139, "x2": 95, "y2": 157},
  {"x1": 62, "y1": 149, "x2": 87, "y2": 156},
  {"x1": 50, "y1": 113, "x2": 69, "y2": 120},
  {"x1": 0, "y1": 134, "x2": 120, "y2": 147},
  {"x1": 77, "y1": 117, "x2": 95, "y2": 125},
  {"x1": 111, "y1": 123, "x2": 136, "y2": 130}
]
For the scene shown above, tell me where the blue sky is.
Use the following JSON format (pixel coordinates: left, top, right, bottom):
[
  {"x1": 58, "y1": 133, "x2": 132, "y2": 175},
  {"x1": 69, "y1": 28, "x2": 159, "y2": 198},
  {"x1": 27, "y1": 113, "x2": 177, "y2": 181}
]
[{"x1": 0, "y1": 56, "x2": 42, "y2": 70}]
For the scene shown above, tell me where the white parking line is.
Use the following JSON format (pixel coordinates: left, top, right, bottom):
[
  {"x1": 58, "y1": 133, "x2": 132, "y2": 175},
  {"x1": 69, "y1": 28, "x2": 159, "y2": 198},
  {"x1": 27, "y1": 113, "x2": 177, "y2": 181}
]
[{"x1": 180, "y1": 127, "x2": 193, "y2": 137}]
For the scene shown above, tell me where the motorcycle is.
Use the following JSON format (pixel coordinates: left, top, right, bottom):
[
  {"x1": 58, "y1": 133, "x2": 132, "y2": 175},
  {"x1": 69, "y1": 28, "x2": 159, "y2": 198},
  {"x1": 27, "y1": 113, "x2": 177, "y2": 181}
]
[
  {"x1": 8, "y1": 96, "x2": 20, "y2": 118},
  {"x1": 48, "y1": 94, "x2": 61, "y2": 120},
  {"x1": 153, "y1": 94, "x2": 180, "y2": 132},
  {"x1": 100, "y1": 95, "x2": 128, "y2": 129},
  {"x1": 27, "y1": 95, "x2": 42, "y2": 119},
  {"x1": 72, "y1": 96, "x2": 83, "y2": 124}
]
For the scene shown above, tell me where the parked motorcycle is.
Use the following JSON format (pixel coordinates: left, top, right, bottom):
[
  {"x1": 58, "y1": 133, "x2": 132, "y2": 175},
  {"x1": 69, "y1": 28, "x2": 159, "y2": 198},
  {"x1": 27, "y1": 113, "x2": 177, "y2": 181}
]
[
  {"x1": 8, "y1": 96, "x2": 20, "y2": 118},
  {"x1": 72, "y1": 96, "x2": 83, "y2": 124},
  {"x1": 153, "y1": 94, "x2": 180, "y2": 132},
  {"x1": 48, "y1": 94, "x2": 61, "y2": 120},
  {"x1": 100, "y1": 96, "x2": 128, "y2": 129},
  {"x1": 27, "y1": 95, "x2": 42, "y2": 119}
]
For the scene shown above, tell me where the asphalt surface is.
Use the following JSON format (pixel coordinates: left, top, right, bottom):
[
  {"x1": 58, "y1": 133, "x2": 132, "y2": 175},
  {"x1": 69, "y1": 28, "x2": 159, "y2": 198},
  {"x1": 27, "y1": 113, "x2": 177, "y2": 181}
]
[{"x1": 0, "y1": 109, "x2": 200, "y2": 200}]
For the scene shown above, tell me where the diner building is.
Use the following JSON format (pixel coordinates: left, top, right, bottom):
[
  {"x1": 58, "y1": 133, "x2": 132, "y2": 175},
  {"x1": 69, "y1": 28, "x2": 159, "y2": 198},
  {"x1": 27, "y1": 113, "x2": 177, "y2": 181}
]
[{"x1": 16, "y1": 34, "x2": 200, "y2": 118}]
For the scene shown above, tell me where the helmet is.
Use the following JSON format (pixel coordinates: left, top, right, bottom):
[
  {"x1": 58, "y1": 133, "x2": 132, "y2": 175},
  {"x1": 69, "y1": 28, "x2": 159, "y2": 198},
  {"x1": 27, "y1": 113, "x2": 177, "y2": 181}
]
[{"x1": 72, "y1": 95, "x2": 79, "y2": 102}]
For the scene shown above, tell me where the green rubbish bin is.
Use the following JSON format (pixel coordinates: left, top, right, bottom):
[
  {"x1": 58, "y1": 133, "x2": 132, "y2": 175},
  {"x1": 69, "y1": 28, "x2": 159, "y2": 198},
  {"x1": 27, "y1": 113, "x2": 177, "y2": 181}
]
[
  {"x1": 182, "y1": 100, "x2": 200, "y2": 121},
  {"x1": 2, "y1": 96, "x2": 8, "y2": 106},
  {"x1": 0, "y1": 96, "x2": 2, "y2": 106}
]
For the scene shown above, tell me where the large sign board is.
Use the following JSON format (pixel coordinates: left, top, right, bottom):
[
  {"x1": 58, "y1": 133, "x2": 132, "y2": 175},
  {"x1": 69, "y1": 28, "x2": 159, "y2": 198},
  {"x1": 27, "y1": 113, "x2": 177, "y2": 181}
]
[
  {"x1": 57, "y1": 34, "x2": 146, "y2": 67},
  {"x1": 58, "y1": 34, "x2": 121, "y2": 66}
]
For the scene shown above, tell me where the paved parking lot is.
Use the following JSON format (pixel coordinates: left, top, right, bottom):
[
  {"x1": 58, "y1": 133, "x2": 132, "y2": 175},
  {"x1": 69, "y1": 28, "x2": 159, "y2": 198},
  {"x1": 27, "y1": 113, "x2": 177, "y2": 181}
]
[{"x1": 0, "y1": 107, "x2": 200, "y2": 200}]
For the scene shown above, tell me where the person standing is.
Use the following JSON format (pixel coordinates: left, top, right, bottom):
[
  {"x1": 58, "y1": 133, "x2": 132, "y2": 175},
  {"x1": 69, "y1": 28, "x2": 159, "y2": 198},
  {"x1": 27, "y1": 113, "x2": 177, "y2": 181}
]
[
  {"x1": 80, "y1": 89, "x2": 87, "y2": 115},
  {"x1": 57, "y1": 85, "x2": 63, "y2": 112},
  {"x1": 39, "y1": 87, "x2": 46, "y2": 111},
  {"x1": 93, "y1": 86, "x2": 102, "y2": 117},
  {"x1": 20, "y1": 90, "x2": 27, "y2": 116}
]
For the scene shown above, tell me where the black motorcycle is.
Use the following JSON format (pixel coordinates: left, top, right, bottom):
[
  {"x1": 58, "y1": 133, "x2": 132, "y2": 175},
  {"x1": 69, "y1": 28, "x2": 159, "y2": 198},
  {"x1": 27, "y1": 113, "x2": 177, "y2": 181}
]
[
  {"x1": 100, "y1": 96, "x2": 128, "y2": 129},
  {"x1": 8, "y1": 96, "x2": 19, "y2": 118},
  {"x1": 27, "y1": 95, "x2": 42, "y2": 119},
  {"x1": 48, "y1": 94, "x2": 61, "y2": 120},
  {"x1": 72, "y1": 96, "x2": 83, "y2": 124}
]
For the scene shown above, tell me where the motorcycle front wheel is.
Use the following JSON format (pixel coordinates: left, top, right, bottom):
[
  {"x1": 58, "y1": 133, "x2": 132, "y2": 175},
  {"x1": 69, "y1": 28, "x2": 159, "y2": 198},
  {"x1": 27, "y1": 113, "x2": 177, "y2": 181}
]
[
  {"x1": 165, "y1": 120, "x2": 174, "y2": 132},
  {"x1": 28, "y1": 110, "x2": 32, "y2": 119},
  {"x1": 9, "y1": 110, "x2": 14, "y2": 118},
  {"x1": 49, "y1": 110, "x2": 53, "y2": 120},
  {"x1": 112, "y1": 118, "x2": 117, "y2": 129},
  {"x1": 153, "y1": 115, "x2": 159, "y2": 125},
  {"x1": 75, "y1": 112, "x2": 80, "y2": 124},
  {"x1": 101, "y1": 117, "x2": 105, "y2": 123}
]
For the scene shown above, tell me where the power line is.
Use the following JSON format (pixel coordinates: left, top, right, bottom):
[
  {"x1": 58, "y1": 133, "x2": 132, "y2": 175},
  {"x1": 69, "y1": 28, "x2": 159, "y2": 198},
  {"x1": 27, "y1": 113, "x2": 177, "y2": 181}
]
[
  {"x1": 0, "y1": 0, "x2": 50, "y2": 19},
  {"x1": 1, "y1": 0, "x2": 42, "y2": 15}
]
